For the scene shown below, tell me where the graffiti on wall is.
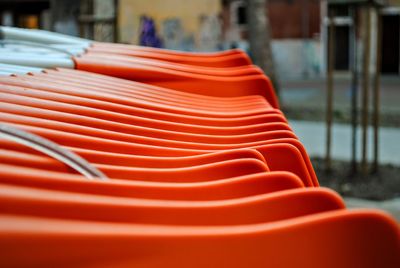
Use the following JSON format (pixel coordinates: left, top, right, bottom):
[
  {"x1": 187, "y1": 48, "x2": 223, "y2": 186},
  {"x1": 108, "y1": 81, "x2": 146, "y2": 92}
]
[
  {"x1": 139, "y1": 16, "x2": 163, "y2": 48},
  {"x1": 198, "y1": 15, "x2": 222, "y2": 51},
  {"x1": 137, "y1": 14, "x2": 222, "y2": 51},
  {"x1": 162, "y1": 18, "x2": 195, "y2": 51}
]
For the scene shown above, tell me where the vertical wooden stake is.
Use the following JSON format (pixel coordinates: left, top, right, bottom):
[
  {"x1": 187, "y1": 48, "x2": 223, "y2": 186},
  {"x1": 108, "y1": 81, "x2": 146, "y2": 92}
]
[
  {"x1": 361, "y1": 5, "x2": 371, "y2": 176},
  {"x1": 350, "y1": 6, "x2": 359, "y2": 175},
  {"x1": 372, "y1": 8, "x2": 382, "y2": 173},
  {"x1": 325, "y1": 9, "x2": 335, "y2": 173}
]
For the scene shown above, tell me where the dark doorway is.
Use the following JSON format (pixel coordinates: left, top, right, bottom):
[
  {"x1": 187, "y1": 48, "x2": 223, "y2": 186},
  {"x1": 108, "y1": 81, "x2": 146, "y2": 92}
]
[
  {"x1": 0, "y1": 1, "x2": 49, "y2": 28},
  {"x1": 327, "y1": 25, "x2": 350, "y2": 71},
  {"x1": 381, "y1": 15, "x2": 400, "y2": 74},
  {"x1": 334, "y1": 26, "x2": 350, "y2": 70},
  {"x1": 327, "y1": 6, "x2": 350, "y2": 71}
]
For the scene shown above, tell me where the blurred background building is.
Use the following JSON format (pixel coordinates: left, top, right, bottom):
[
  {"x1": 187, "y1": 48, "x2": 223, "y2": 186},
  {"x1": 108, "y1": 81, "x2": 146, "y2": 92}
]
[
  {"x1": 1, "y1": 0, "x2": 400, "y2": 79},
  {"x1": 0, "y1": 0, "x2": 116, "y2": 41}
]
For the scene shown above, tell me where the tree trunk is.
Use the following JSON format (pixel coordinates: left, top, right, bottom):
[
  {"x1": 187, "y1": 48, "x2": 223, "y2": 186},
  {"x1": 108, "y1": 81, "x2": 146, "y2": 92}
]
[{"x1": 247, "y1": 0, "x2": 280, "y2": 97}]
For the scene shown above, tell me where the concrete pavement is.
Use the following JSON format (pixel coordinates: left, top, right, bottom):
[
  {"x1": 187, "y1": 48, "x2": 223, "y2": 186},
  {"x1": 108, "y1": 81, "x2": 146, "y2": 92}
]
[
  {"x1": 289, "y1": 119, "x2": 400, "y2": 221},
  {"x1": 345, "y1": 197, "x2": 400, "y2": 222},
  {"x1": 282, "y1": 76, "x2": 400, "y2": 114},
  {"x1": 281, "y1": 76, "x2": 400, "y2": 127},
  {"x1": 289, "y1": 120, "x2": 400, "y2": 166}
]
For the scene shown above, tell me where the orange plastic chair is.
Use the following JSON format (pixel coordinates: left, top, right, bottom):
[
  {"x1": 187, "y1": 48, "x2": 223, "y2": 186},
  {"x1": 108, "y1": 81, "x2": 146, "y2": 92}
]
[
  {"x1": 0, "y1": 76, "x2": 277, "y2": 118},
  {"x1": 0, "y1": 84, "x2": 318, "y2": 185},
  {"x1": 0, "y1": 210, "x2": 398, "y2": 267},
  {"x1": 29, "y1": 71, "x2": 271, "y2": 113},
  {"x1": 47, "y1": 68, "x2": 275, "y2": 113},
  {"x1": 0, "y1": 90, "x2": 287, "y2": 134},
  {"x1": 0, "y1": 78, "x2": 314, "y2": 184},
  {"x1": 0, "y1": 125, "x2": 313, "y2": 186},
  {"x1": 83, "y1": 51, "x2": 263, "y2": 77},
  {"x1": 0, "y1": 163, "x2": 304, "y2": 201},
  {"x1": 87, "y1": 42, "x2": 248, "y2": 58},
  {"x1": 91, "y1": 42, "x2": 246, "y2": 58},
  {"x1": 1, "y1": 102, "x2": 291, "y2": 144},
  {"x1": 0, "y1": 113, "x2": 298, "y2": 150},
  {"x1": 73, "y1": 55, "x2": 279, "y2": 108},
  {"x1": 88, "y1": 42, "x2": 253, "y2": 67},
  {"x1": 0, "y1": 123, "x2": 308, "y2": 200},
  {"x1": 0, "y1": 184, "x2": 344, "y2": 225},
  {"x1": 0, "y1": 136, "x2": 268, "y2": 166}
]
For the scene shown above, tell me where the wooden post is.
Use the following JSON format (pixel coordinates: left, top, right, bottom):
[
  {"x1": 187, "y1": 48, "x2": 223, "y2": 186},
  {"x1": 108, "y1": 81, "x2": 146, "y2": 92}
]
[
  {"x1": 350, "y1": 6, "x2": 359, "y2": 174},
  {"x1": 79, "y1": 0, "x2": 116, "y2": 42},
  {"x1": 325, "y1": 8, "x2": 335, "y2": 173},
  {"x1": 93, "y1": 0, "x2": 115, "y2": 42},
  {"x1": 247, "y1": 0, "x2": 280, "y2": 97},
  {"x1": 372, "y1": 8, "x2": 382, "y2": 173},
  {"x1": 361, "y1": 5, "x2": 371, "y2": 176}
]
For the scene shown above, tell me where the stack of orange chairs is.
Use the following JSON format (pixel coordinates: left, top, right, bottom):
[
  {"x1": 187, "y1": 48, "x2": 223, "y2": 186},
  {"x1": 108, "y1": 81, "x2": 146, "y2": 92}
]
[{"x1": 0, "y1": 45, "x2": 399, "y2": 268}]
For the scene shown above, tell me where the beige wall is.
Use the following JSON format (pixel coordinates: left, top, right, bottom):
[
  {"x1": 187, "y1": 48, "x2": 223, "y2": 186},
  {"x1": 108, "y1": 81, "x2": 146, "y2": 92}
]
[
  {"x1": 118, "y1": 0, "x2": 222, "y2": 50},
  {"x1": 388, "y1": 0, "x2": 400, "y2": 6}
]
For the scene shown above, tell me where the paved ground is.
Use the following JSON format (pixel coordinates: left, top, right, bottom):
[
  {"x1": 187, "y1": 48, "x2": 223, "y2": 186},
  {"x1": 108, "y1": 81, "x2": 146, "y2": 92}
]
[
  {"x1": 281, "y1": 75, "x2": 400, "y2": 126},
  {"x1": 289, "y1": 120, "x2": 400, "y2": 166},
  {"x1": 345, "y1": 197, "x2": 400, "y2": 222},
  {"x1": 282, "y1": 76, "x2": 400, "y2": 221},
  {"x1": 281, "y1": 75, "x2": 400, "y2": 114},
  {"x1": 289, "y1": 120, "x2": 400, "y2": 221}
]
